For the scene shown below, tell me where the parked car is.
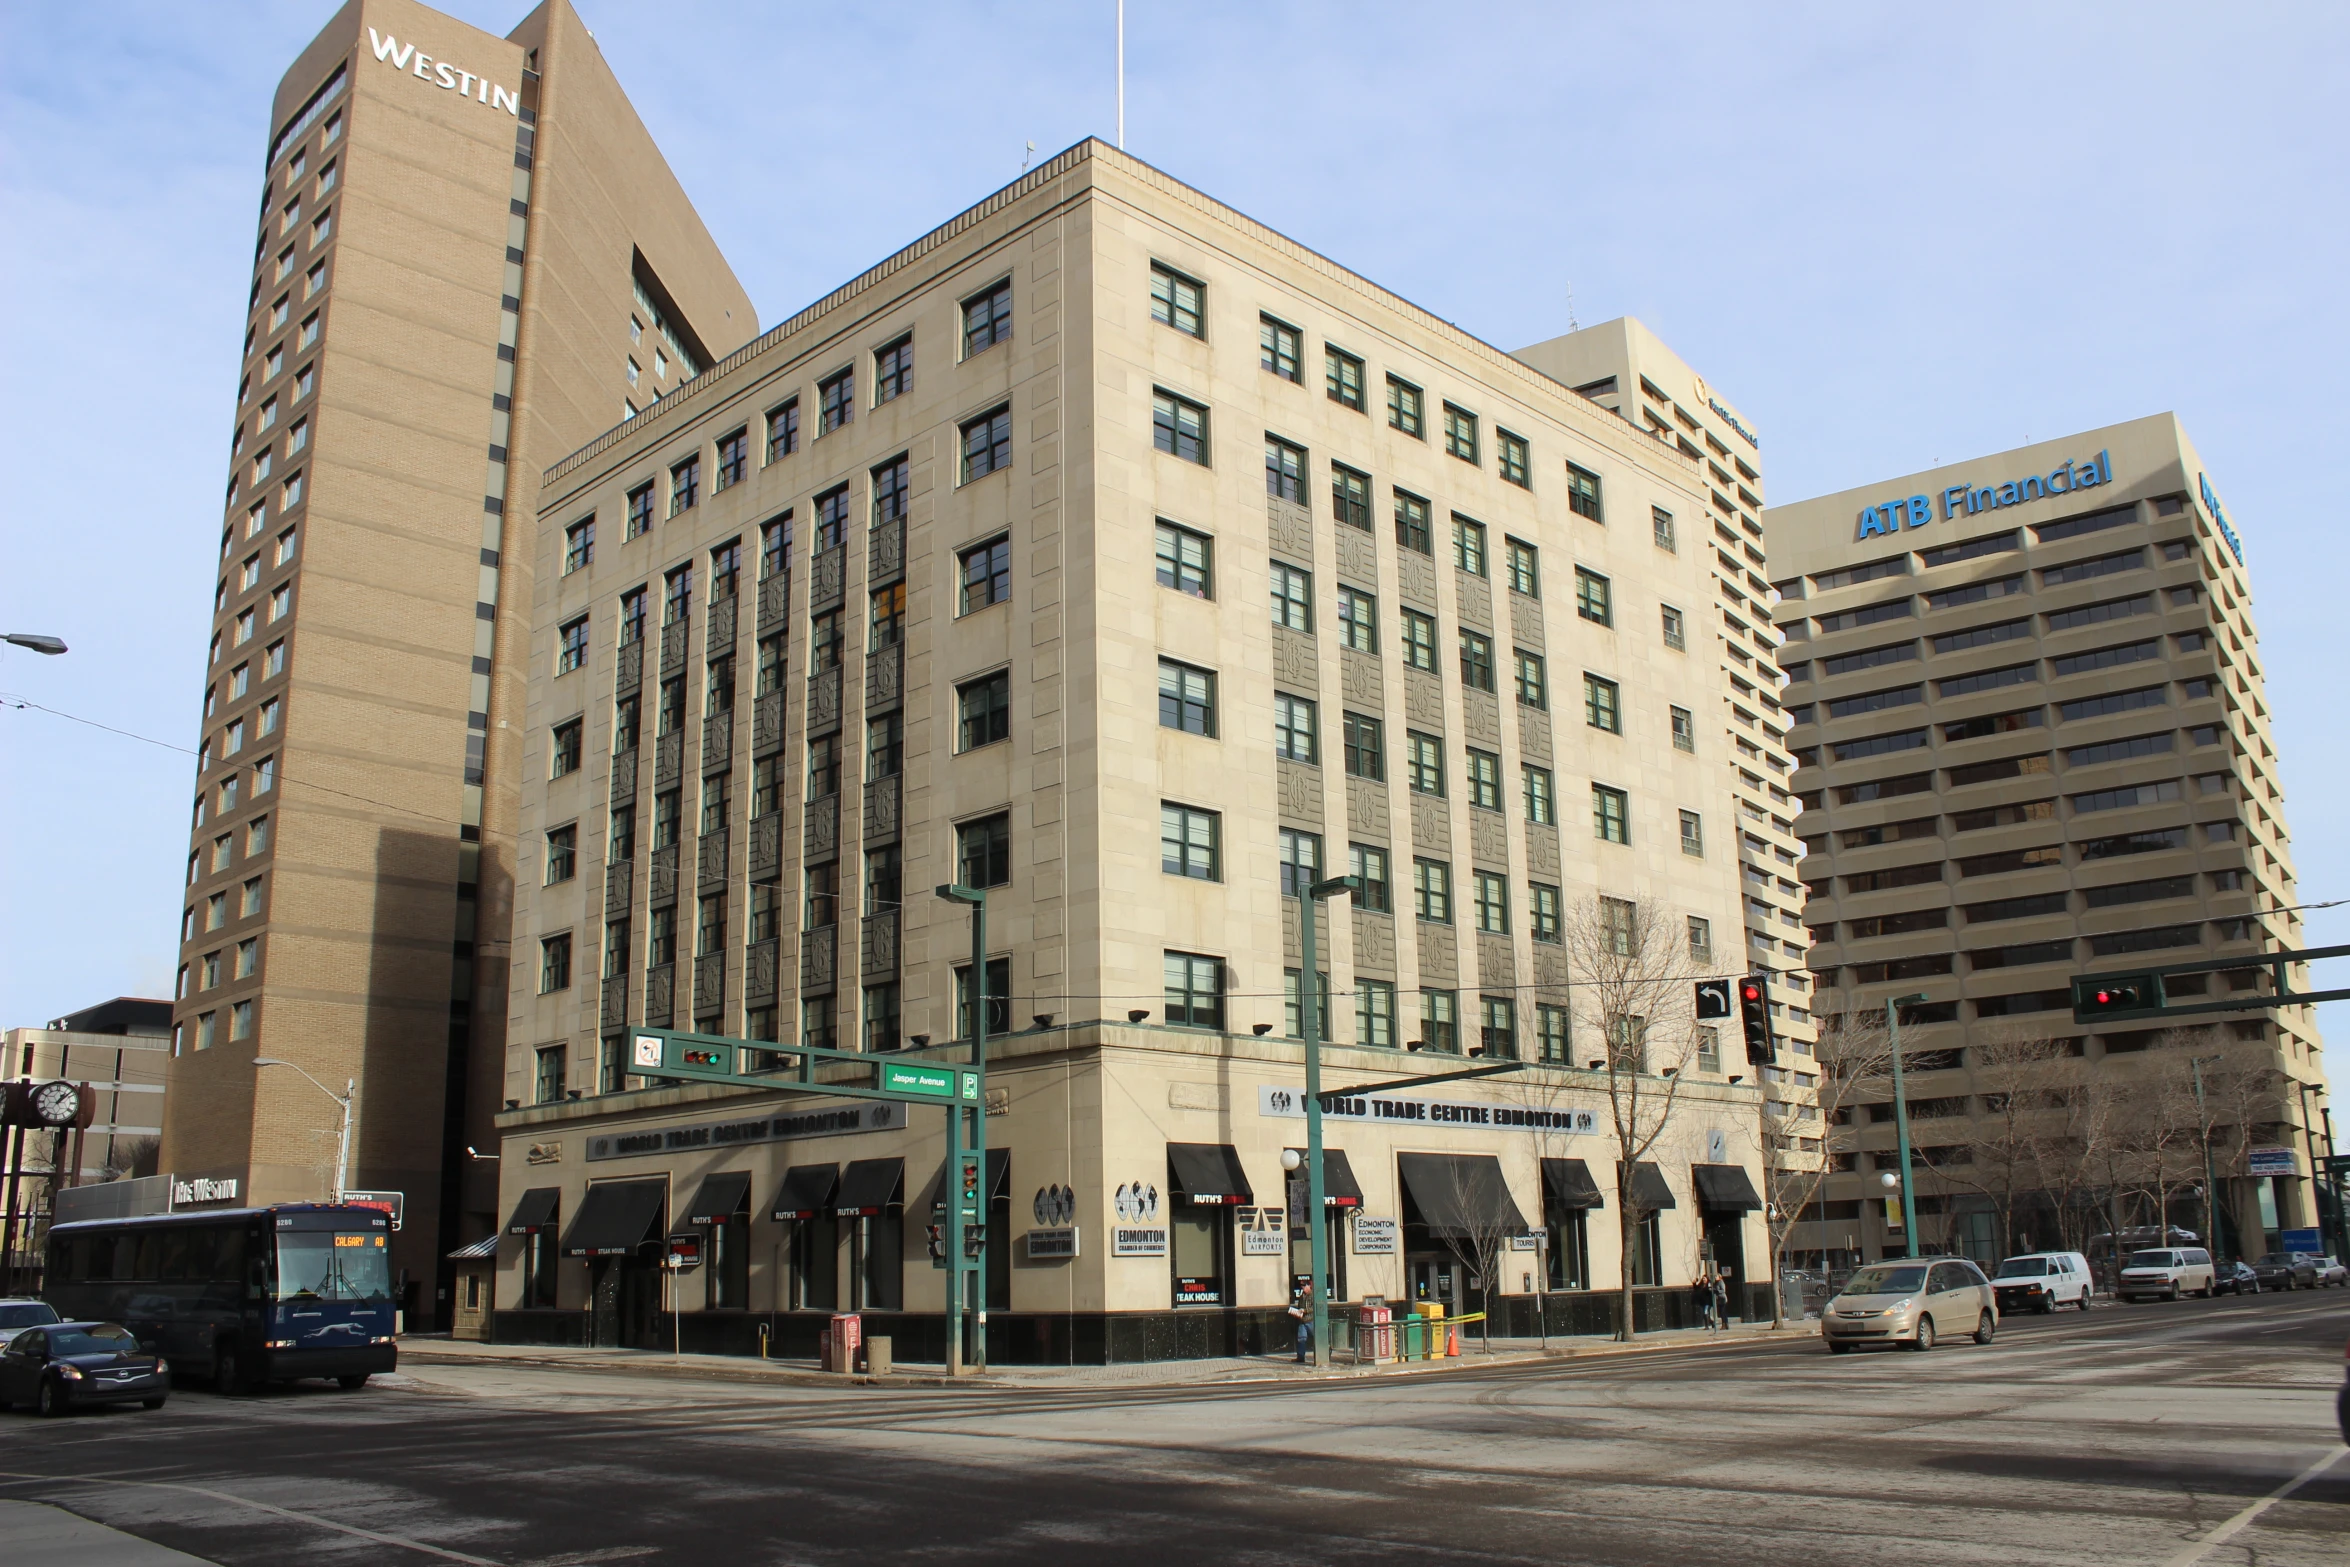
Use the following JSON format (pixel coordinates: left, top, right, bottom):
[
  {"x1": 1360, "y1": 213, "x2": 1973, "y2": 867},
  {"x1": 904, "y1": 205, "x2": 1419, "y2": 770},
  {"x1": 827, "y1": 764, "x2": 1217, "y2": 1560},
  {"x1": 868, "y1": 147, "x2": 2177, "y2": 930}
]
[
  {"x1": 2312, "y1": 1256, "x2": 2349, "y2": 1288},
  {"x1": 1991, "y1": 1251, "x2": 2094, "y2": 1314},
  {"x1": 2212, "y1": 1260, "x2": 2261, "y2": 1296},
  {"x1": 2117, "y1": 1247, "x2": 2217, "y2": 1301},
  {"x1": 2250, "y1": 1252, "x2": 2319, "y2": 1291},
  {"x1": 0, "y1": 1300, "x2": 60, "y2": 1349},
  {"x1": 1821, "y1": 1257, "x2": 1999, "y2": 1353},
  {"x1": 0, "y1": 1322, "x2": 169, "y2": 1417}
]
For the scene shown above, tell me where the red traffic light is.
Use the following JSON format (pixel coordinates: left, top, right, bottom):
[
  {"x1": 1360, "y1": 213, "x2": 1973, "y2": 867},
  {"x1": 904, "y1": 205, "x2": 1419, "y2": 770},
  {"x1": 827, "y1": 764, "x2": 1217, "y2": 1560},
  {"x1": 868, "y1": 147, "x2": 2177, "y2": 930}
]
[{"x1": 1739, "y1": 981, "x2": 1764, "y2": 1004}]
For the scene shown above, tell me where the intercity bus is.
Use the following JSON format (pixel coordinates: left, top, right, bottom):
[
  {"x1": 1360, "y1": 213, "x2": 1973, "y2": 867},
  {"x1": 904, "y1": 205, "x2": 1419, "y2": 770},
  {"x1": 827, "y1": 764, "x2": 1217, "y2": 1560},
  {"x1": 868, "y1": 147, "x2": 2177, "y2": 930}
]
[{"x1": 43, "y1": 1203, "x2": 397, "y2": 1391}]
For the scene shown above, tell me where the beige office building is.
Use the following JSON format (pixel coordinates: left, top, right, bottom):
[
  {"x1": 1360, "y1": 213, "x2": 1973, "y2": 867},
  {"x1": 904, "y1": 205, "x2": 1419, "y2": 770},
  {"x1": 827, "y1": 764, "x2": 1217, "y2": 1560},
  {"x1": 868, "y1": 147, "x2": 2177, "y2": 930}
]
[
  {"x1": 162, "y1": 0, "x2": 752, "y2": 1315},
  {"x1": 1768, "y1": 416, "x2": 2328, "y2": 1264},
  {"x1": 491, "y1": 139, "x2": 1780, "y2": 1358}
]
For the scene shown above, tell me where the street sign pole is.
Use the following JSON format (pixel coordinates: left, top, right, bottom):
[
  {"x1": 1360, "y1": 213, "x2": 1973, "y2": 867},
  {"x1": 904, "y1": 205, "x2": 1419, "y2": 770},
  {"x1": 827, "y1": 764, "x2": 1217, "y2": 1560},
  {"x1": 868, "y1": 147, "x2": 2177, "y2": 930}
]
[
  {"x1": 1299, "y1": 874, "x2": 1361, "y2": 1371},
  {"x1": 1886, "y1": 993, "x2": 1929, "y2": 1259},
  {"x1": 2191, "y1": 1055, "x2": 2225, "y2": 1262},
  {"x1": 936, "y1": 885, "x2": 989, "y2": 1375}
]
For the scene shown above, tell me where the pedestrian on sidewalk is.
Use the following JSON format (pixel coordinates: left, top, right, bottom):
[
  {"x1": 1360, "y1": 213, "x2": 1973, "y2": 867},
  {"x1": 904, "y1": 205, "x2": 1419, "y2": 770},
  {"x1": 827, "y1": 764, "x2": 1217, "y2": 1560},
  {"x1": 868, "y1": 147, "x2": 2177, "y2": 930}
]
[
  {"x1": 1691, "y1": 1272, "x2": 1715, "y2": 1332},
  {"x1": 1712, "y1": 1272, "x2": 1731, "y2": 1332},
  {"x1": 1288, "y1": 1280, "x2": 1314, "y2": 1364}
]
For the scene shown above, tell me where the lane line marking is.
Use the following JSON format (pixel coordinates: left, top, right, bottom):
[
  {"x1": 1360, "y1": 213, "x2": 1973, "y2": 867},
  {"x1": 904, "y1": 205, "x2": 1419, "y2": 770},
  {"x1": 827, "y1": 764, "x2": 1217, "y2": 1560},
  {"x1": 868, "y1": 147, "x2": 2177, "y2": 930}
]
[
  {"x1": 0, "y1": 1469, "x2": 503, "y2": 1566},
  {"x1": 2159, "y1": 1445, "x2": 2348, "y2": 1567}
]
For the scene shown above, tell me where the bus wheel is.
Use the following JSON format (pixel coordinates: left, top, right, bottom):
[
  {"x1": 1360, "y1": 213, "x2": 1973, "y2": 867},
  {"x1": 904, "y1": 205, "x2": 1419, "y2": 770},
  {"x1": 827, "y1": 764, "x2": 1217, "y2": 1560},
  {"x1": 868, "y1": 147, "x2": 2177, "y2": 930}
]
[
  {"x1": 336, "y1": 1374, "x2": 370, "y2": 1391},
  {"x1": 214, "y1": 1348, "x2": 245, "y2": 1395}
]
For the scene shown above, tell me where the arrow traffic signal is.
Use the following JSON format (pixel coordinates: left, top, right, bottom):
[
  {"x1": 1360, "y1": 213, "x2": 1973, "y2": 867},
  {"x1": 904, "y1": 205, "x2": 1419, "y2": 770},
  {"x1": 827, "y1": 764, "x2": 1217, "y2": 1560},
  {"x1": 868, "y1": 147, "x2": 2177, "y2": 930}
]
[{"x1": 1738, "y1": 975, "x2": 1776, "y2": 1066}]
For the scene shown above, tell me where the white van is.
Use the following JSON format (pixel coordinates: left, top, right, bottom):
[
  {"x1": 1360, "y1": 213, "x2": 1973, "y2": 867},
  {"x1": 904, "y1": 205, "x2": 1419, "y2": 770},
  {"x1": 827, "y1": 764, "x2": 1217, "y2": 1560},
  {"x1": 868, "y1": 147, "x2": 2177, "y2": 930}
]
[
  {"x1": 1990, "y1": 1252, "x2": 2094, "y2": 1313},
  {"x1": 2117, "y1": 1246, "x2": 2216, "y2": 1302}
]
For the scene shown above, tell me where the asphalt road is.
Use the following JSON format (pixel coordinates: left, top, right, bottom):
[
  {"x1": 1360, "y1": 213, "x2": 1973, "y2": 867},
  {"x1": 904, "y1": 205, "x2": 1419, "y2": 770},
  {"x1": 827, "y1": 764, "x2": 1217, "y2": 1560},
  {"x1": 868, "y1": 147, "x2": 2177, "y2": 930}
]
[{"x1": 1, "y1": 1292, "x2": 2344, "y2": 1566}]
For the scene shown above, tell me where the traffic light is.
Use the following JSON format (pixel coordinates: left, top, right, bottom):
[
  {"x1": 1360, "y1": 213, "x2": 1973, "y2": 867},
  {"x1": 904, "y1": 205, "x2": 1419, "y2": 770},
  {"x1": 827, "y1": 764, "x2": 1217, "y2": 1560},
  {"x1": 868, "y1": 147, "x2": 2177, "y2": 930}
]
[
  {"x1": 925, "y1": 1224, "x2": 946, "y2": 1262},
  {"x1": 680, "y1": 1046, "x2": 727, "y2": 1068},
  {"x1": 1738, "y1": 975, "x2": 1775, "y2": 1066},
  {"x1": 2072, "y1": 973, "x2": 2162, "y2": 1022},
  {"x1": 959, "y1": 1156, "x2": 983, "y2": 1211}
]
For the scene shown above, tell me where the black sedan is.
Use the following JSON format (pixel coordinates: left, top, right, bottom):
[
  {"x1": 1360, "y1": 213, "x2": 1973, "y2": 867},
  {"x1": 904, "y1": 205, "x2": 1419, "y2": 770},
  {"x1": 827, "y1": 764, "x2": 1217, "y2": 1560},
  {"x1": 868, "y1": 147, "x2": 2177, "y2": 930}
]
[
  {"x1": 0, "y1": 1322, "x2": 169, "y2": 1416},
  {"x1": 2250, "y1": 1253, "x2": 2318, "y2": 1291},
  {"x1": 2212, "y1": 1260, "x2": 2261, "y2": 1296}
]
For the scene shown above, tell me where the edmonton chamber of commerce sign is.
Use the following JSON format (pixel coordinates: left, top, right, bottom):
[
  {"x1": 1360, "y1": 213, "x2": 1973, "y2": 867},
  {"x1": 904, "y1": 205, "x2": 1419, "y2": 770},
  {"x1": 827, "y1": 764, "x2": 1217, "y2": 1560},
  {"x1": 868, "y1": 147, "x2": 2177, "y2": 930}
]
[
  {"x1": 1855, "y1": 450, "x2": 2112, "y2": 541},
  {"x1": 1257, "y1": 1085, "x2": 1595, "y2": 1135},
  {"x1": 367, "y1": 30, "x2": 521, "y2": 115}
]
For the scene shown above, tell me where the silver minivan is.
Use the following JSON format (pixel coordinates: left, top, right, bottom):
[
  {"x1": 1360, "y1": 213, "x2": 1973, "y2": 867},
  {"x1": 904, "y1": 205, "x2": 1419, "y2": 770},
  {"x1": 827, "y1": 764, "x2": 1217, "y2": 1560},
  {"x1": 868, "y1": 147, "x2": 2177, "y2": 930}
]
[{"x1": 1822, "y1": 1258, "x2": 1999, "y2": 1353}]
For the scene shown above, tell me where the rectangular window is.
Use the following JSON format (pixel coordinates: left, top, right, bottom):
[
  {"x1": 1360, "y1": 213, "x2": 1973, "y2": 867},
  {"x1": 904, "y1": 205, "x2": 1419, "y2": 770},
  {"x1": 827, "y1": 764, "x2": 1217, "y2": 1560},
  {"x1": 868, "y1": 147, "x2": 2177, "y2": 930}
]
[
  {"x1": 1480, "y1": 997, "x2": 1516, "y2": 1058},
  {"x1": 1474, "y1": 872, "x2": 1509, "y2": 935},
  {"x1": 801, "y1": 997, "x2": 837, "y2": 1053},
  {"x1": 865, "y1": 711, "x2": 902, "y2": 781},
  {"x1": 806, "y1": 733, "x2": 838, "y2": 799},
  {"x1": 1599, "y1": 897, "x2": 1637, "y2": 958},
  {"x1": 1537, "y1": 1003, "x2": 1570, "y2": 1063},
  {"x1": 803, "y1": 864, "x2": 837, "y2": 929},
  {"x1": 1576, "y1": 567, "x2": 1613, "y2": 626},
  {"x1": 1593, "y1": 784, "x2": 1630, "y2": 844},
  {"x1": 1661, "y1": 605, "x2": 1686, "y2": 649},
  {"x1": 1524, "y1": 765, "x2": 1555, "y2": 824},
  {"x1": 957, "y1": 812, "x2": 1012, "y2": 888},
  {"x1": 657, "y1": 677, "x2": 686, "y2": 738},
  {"x1": 1158, "y1": 659, "x2": 1216, "y2": 736},
  {"x1": 715, "y1": 427, "x2": 747, "y2": 490},
  {"x1": 1679, "y1": 810, "x2": 1704, "y2": 857},
  {"x1": 557, "y1": 616, "x2": 589, "y2": 674},
  {"x1": 1505, "y1": 537, "x2": 1539, "y2": 597},
  {"x1": 958, "y1": 671, "x2": 1010, "y2": 751},
  {"x1": 1161, "y1": 803, "x2": 1220, "y2": 880},
  {"x1": 959, "y1": 534, "x2": 1012, "y2": 614},
  {"x1": 1331, "y1": 464, "x2": 1371, "y2": 530},
  {"x1": 1442, "y1": 403, "x2": 1479, "y2": 463},
  {"x1": 861, "y1": 845, "x2": 901, "y2": 917},
  {"x1": 669, "y1": 454, "x2": 700, "y2": 516},
  {"x1": 564, "y1": 517, "x2": 594, "y2": 573},
  {"x1": 551, "y1": 719, "x2": 583, "y2": 778},
  {"x1": 1274, "y1": 693, "x2": 1319, "y2": 763},
  {"x1": 1498, "y1": 430, "x2": 1530, "y2": 488},
  {"x1": 1584, "y1": 673, "x2": 1621, "y2": 733},
  {"x1": 1283, "y1": 969, "x2": 1333, "y2": 1041},
  {"x1": 1459, "y1": 629, "x2": 1496, "y2": 692},
  {"x1": 540, "y1": 934, "x2": 572, "y2": 993},
  {"x1": 1155, "y1": 520, "x2": 1213, "y2": 598},
  {"x1": 1271, "y1": 561, "x2": 1313, "y2": 631},
  {"x1": 1394, "y1": 490, "x2": 1432, "y2": 554},
  {"x1": 872, "y1": 456, "x2": 910, "y2": 530},
  {"x1": 619, "y1": 589, "x2": 647, "y2": 646},
  {"x1": 1452, "y1": 515, "x2": 1487, "y2": 576},
  {"x1": 955, "y1": 957, "x2": 1013, "y2": 1042},
  {"x1": 748, "y1": 883, "x2": 780, "y2": 943},
  {"x1": 1466, "y1": 749, "x2": 1502, "y2": 810},
  {"x1": 1401, "y1": 610, "x2": 1438, "y2": 672},
  {"x1": 240, "y1": 876, "x2": 265, "y2": 917},
  {"x1": 1514, "y1": 650, "x2": 1546, "y2": 709},
  {"x1": 1349, "y1": 843, "x2": 1392, "y2": 913},
  {"x1": 963, "y1": 281, "x2": 1012, "y2": 357},
  {"x1": 760, "y1": 514, "x2": 792, "y2": 581},
  {"x1": 1356, "y1": 979, "x2": 1396, "y2": 1048},
  {"x1": 1530, "y1": 883, "x2": 1562, "y2": 944},
  {"x1": 1265, "y1": 436, "x2": 1307, "y2": 503},
  {"x1": 1163, "y1": 951, "x2": 1224, "y2": 1029},
  {"x1": 1153, "y1": 390, "x2": 1209, "y2": 464},
  {"x1": 818, "y1": 368, "x2": 854, "y2": 433},
  {"x1": 755, "y1": 633, "x2": 785, "y2": 697},
  {"x1": 961, "y1": 405, "x2": 1013, "y2": 481},
  {"x1": 1421, "y1": 991, "x2": 1458, "y2": 1054},
  {"x1": 765, "y1": 398, "x2": 800, "y2": 462},
  {"x1": 1337, "y1": 586, "x2": 1377, "y2": 652},
  {"x1": 1566, "y1": 464, "x2": 1604, "y2": 523},
  {"x1": 709, "y1": 539, "x2": 742, "y2": 602},
  {"x1": 1342, "y1": 712, "x2": 1383, "y2": 780},
  {"x1": 663, "y1": 565, "x2": 693, "y2": 625},
  {"x1": 1413, "y1": 859, "x2": 1452, "y2": 923},
  {"x1": 869, "y1": 583, "x2": 905, "y2": 650},
  {"x1": 1387, "y1": 376, "x2": 1424, "y2": 437},
  {"x1": 625, "y1": 483, "x2": 655, "y2": 539},
  {"x1": 863, "y1": 982, "x2": 901, "y2": 1053},
  {"x1": 873, "y1": 335, "x2": 913, "y2": 403},
  {"x1": 751, "y1": 758, "x2": 781, "y2": 818},
  {"x1": 1687, "y1": 916, "x2": 1712, "y2": 962},
  {"x1": 1259, "y1": 315, "x2": 1302, "y2": 382},
  {"x1": 1149, "y1": 264, "x2": 1205, "y2": 336},
  {"x1": 1406, "y1": 731, "x2": 1445, "y2": 796},
  {"x1": 1277, "y1": 828, "x2": 1323, "y2": 897},
  {"x1": 1326, "y1": 345, "x2": 1365, "y2": 410}
]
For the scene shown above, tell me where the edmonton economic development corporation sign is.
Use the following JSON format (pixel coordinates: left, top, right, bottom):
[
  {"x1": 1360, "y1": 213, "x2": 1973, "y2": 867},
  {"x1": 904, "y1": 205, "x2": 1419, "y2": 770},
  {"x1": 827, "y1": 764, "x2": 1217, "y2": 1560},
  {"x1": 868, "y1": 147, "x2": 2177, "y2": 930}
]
[{"x1": 1257, "y1": 1085, "x2": 1594, "y2": 1135}]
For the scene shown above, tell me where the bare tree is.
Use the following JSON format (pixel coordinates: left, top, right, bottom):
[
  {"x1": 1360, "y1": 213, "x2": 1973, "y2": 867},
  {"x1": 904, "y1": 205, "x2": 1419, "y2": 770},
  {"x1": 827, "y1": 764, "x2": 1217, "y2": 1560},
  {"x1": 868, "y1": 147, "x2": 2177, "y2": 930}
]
[
  {"x1": 1940, "y1": 1029, "x2": 2068, "y2": 1258},
  {"x1": 1562, "y1": 895, "x2": 1701, "y2": 1341},
  {"x1": 1762, "y1": 1005, "x2": 1890, "y2": 1325},
  {"x1": 1427, "y1": 1157, "x2": 1526, "y2": 1354},
  {"x1": 102, "y1": 1136, "x2": 161, "y2": 1182}
]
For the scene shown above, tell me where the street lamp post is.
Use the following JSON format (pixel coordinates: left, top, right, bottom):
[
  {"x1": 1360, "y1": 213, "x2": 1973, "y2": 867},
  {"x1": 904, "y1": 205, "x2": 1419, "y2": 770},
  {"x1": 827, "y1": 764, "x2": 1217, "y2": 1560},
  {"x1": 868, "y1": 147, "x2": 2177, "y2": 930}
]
[
  {"x1": 1883, "y1": 993, "x2": 1930, "y2": 1259},
  {"x1": 2190, "y1": 1054, "x2": 2225, "y2": 1262},
  {"x1": 2, "y1": 633, "x2": 68, "y2": 655},
  {"x1": 253, "y1": 1057, "x2": 354, "y2": 1201},
  {"x1": 933, "y1": 884, "x2": 989, "y2": 1376},
  {"x1": 1294, "y1": 871, "x2": 1361, "y2": 1370}
]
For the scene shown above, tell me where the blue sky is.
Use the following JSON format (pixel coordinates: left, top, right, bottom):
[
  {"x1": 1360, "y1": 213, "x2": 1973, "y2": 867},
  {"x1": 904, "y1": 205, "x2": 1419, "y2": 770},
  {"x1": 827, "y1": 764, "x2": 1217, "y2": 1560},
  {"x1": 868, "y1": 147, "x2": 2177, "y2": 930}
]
[{"x1": 4, "y1": 2, "x2": 2344, "y2": 1093}]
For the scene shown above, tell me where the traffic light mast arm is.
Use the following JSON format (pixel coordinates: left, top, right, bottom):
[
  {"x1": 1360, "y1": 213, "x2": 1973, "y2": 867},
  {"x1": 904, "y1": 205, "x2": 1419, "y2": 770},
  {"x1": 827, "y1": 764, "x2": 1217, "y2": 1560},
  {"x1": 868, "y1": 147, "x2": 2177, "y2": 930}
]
[{"x1": 2073, "y1": 942, "x2": 2350, "y2": 1025}]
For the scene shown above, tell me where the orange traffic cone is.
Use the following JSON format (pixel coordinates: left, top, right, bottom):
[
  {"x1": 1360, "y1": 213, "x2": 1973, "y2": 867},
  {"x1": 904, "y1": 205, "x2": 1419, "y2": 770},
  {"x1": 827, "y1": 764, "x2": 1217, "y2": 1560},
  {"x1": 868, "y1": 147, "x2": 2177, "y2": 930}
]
[{"x1": 1445, "y1": 1326, "x2": 1460, "y2": 1357}]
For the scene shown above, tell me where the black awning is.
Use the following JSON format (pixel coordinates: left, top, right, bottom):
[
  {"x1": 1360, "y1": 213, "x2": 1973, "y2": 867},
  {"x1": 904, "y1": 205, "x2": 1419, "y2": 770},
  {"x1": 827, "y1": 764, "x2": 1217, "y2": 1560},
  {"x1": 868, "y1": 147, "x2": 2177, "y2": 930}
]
[
  {"x1": 447, "y1": 1236, "x2": 499, "y2": 1261},
  {"x1": 834, "y1": 1157, "x2": 905, "y2": 1216},
  {"x1": 929, "y1": 1147, "x2": 1010, "y2": 1217},
  {"x1": 1541, "y1": 1158, "x2": 1605, "y2": 1213},
  {"x1": 1167, "y1": 1143, "x2": 1254, "y2": 1206},
  {"x1": 1622, "y1": 1161, "x2": 1678, "y2": 1212},
  {"x1": 1692, "y1": 1163, "x2": 1763, "y2": 1213},
  {"x1": 1283, "y1": 1147, "x2": 1365, "y2": 1207},
  {"x1": 771, "y1": 1163, "x2": 839, "y2": 1221},
  {"x1": 505, "y1": 1186, "x2": 560, "y2": 1235},
  {"x1": 1397, "y1": 1153, "x2": 1529, "y2": 1240},
  {"x1": 683, "y1": 1171, "x2": 752, "y2": 1226},
  {"x1": 560, "y1": 1180, "x2": 666, "y2": 1257}
]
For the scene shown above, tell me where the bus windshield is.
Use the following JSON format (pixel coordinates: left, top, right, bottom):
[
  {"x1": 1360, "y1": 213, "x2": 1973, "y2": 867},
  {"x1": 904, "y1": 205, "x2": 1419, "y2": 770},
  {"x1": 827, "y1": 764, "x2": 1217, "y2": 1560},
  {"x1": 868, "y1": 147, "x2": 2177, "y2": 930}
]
[{"x1": 274, "y1": 1231, "x2": 393, "y2": 1302}]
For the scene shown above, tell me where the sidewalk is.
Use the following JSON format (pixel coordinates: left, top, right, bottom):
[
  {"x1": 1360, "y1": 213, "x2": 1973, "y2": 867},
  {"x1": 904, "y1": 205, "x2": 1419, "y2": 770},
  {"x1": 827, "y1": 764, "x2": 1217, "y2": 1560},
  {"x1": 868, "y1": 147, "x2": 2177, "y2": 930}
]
[{"x1": 395, "y1": 1317, "x2": 1797, "y2": 1392}]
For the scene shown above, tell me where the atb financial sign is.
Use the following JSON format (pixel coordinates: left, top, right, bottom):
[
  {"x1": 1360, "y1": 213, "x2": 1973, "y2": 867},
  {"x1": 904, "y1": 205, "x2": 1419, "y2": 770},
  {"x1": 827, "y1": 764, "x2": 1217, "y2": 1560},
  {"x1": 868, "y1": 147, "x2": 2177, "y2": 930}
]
[{"x1": 1855, "y1": 451, "x2": 2113, "y2": 542}]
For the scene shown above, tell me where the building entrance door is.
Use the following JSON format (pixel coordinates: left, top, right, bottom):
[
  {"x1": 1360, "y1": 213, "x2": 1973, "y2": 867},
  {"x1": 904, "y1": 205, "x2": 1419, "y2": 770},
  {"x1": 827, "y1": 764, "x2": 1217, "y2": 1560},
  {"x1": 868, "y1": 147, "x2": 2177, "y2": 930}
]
[
  {"x1": 1701, "y1": 1213, "x2": 1745, "y2": 1315},
  {"x1": 1407, "y1": 1255, "x2": 1459, "y2": 1310},
  {"x1": 589, "y1": 1259, "x2": 620, "y2": 1347}
]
